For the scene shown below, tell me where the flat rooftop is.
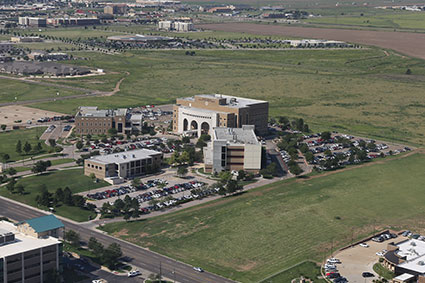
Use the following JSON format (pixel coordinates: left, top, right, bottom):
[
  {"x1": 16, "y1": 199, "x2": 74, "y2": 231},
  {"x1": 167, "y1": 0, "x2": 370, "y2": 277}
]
[
  {"x1": 181, "y1": 94, "x2": 268, "y2": 109},
  {"x1": 107, "y1": 34, "x2": 173, "y2": 42},
  {"x1": 396, "y1": 239, "x2": 425, "y2": 273},
  {"x1": 0, "y1": 221, "x2": 60, "y2": 258},
  {"x1": 78, "y1": 106, "x2": 127, "y2": 117},
  {"x1": 214, "y1": 126, "x2": 259, "y2": 145},
  {"x1": 88, "y1": 149, "x2": 161, "y2": 165}
]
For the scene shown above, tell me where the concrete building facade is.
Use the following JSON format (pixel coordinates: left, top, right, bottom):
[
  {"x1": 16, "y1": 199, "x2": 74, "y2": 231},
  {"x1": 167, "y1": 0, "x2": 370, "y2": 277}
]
[
  {"x1": 84, "y1": 149, "x2": 163, "y2": 180},
  {"x1": 75, "y1": 107, "x2": 143, "y2": 136},
  {"x1": 0, "y1": 220, "x2": 62, "y2": 283},
  {"x1": 173, "y1": 94, "x2": 269, "y2": 137},
  {"x1": 203, "y1": 125, "x2": 262, "y2": 173},
  {"x1": 104, "y1": 4, "x2": 127, "y2": 15},
  {"x1": 158, "y1": 20, "x2": 194, "y2": 32}
]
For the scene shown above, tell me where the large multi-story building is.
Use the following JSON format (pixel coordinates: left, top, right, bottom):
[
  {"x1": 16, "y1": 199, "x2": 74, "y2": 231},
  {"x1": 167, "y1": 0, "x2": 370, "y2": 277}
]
[
  {"x1": 203, "y1": 125, "x2": 262, "y2": 173},
  {"x1": 0, "y1": 217, "x2": 62, "y2": 283},
  {"x1": 84, "y1": 149, "x2": 163, "y2": 181},
  {"x1": 158, "y1": 20, "x2": 194, "y2": 32},
  {"x1": 104, "y1": 4, "x2": 127, "y2": 15},
  {"x1": 18, "y1": 17, "x2": 47, "y2": 27},
  {"x1": 173, "y1": 94, "x2": 269, "y2": 137},
  {"x1": 75, "y1": 107, "x2": 143, "y2": 136}
]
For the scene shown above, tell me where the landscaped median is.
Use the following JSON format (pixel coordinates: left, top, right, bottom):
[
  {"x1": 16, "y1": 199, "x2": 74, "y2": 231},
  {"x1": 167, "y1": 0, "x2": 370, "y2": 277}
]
[
  {"x1": 99, "y1": 153, "x2": 425, "y2": 282},
  {"x1": 0, "y1": 168, "x2": 108, "y2": 222}
]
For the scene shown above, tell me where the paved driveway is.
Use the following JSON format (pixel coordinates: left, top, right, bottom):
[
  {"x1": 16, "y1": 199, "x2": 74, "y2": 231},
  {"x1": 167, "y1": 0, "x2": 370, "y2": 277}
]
[{"x1": 333, "y1": 240, "x2": 391, "y2": 282}]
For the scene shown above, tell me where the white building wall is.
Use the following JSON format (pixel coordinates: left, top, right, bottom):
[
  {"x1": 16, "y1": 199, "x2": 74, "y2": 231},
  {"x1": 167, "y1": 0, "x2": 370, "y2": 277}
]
[
  {"x1": 177, "y1": 107, "x2": 218, "y2": 136},
  {"x1": 243, "y1": 144, "x2": 262, "y2": 170}
]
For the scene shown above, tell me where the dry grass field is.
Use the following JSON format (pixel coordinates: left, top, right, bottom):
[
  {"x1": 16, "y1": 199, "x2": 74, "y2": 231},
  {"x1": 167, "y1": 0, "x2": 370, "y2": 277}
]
[{"x1": 197, "y1": 23, "x2": 425, "y2": 60}]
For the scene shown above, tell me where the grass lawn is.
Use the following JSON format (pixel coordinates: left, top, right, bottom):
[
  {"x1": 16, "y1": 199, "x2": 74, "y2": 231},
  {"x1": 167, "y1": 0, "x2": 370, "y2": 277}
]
[
  {"x1": 373, "y1": 263, "x2": 395, "y2": 280},
  {"x1": 0, "y1": 78, "x2": 85, "y2": 103},
  {"x1": 101, "y1": 153, "x2": 425, "y2": 282},
  {"x1": 0, "y1": 128, "x2": 48, "y2": 162},
  {"x1": 0, "y1": 169, "x2": 107, "y2": 222},
  {"x1": 305, "y1": 10, "x2": 425, "y2": 31},
  {"x1": 260, "y1": 261, "x2": 326, "y2": 283},
  {"x1": 50, "y1": 158, "x2": 75, "y2": 166},
  {"x1": 27, "y1": 47, "x2": 425, "y2": 146}
]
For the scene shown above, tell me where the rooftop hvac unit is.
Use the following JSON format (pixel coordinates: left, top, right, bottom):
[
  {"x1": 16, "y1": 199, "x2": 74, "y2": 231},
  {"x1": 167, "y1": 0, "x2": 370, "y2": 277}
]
[
  {"x1": 418, "y1": 261, "x2": 425, "y2": 266},
  {"x1": 0, "y1": 232, "x2": 15, "y2": 245}
]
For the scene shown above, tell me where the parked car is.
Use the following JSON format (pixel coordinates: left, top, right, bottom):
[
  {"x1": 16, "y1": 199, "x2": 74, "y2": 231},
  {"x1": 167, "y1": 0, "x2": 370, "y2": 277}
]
[
  {"x1": 128, "y1": 270, "x2": 141, "y2": 277},
  {"x1": 362, "y1": 272, "x2": 374, "y2": 278},
  {"x1": 193, "y1": 267, "x2": 203, "y2": 272},
  {"x1": 359, "y1": 243, "x2": 369, "y2": 248}
]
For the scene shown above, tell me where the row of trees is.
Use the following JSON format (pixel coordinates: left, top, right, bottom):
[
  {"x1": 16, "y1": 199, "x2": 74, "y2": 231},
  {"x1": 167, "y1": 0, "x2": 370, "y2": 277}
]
[
  {"x1": 64, "y1": 230, "x2": 122, "y2": 270},
  {"x1": 35, "y1": 185, "x2": 95, "y2": 211},
  {"x1": 16, "y1": 140, "x2": 43, "y2": 156},
  {"x1": 100, "y1": 195, "x2": 140, "y2": 220}
]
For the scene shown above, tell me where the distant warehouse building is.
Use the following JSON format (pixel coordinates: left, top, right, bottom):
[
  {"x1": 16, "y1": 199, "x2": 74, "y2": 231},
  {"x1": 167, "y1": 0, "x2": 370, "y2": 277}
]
[
  {"x1": 107, "y1": 34, "x2": 173, "y2": 43},
  {"x1": 75, "y1": 106, "x2": 143, "y2": 136},
  {"x1": 173, "y1": 94, "x2": 269, "y2": 137},
  {"x1": 18, "y1": 17, "x2": 47, "y2": 27},
  {"x1": 10, "y1": 36, "x2": 43, "y2": 43},
  {"x1": 203, "y1": 125, "x2": 262, "y2": 173},
  {"x1": 0, "y1": 218, "x2": 62, "y2": 283},
  {"x1": 84, "y1": 149, "x2": 163, "y2": 181},
  {"x1": 104, "y1": 4, "x2": 128, "y2": 15},
  {"x1": 47, "y1": 17, "x2": 100, "y2": 26}
]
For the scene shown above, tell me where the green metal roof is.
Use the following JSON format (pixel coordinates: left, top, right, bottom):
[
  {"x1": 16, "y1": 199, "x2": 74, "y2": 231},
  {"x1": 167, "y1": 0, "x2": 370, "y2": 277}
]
[{"x1": 24, "y1": 215, "x2": 64, "y2": 233}]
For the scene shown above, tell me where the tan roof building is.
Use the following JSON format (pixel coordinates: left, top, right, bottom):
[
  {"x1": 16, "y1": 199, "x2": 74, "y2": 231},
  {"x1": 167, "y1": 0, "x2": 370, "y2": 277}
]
[{"x1": 173, "y1": 94, "x2": 269, "y2": 137}]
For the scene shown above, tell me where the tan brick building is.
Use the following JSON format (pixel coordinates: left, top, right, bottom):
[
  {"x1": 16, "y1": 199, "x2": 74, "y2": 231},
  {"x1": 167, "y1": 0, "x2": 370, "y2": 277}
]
[
  {"x1": 173, "y1": 94, "x2": 269, "y2": 137},
  {"x1": 203, "y1": 125, "x2": 262, "y2": 173},
  {"x1": 0, "y1": 219, "x2": 62, "y2": 283},
  {"x1": 84, "y1": 149, "x2": 163, "y2": 180},
  {"x1": 75, "y1": 107, "x2": 142, "y2": 136}
]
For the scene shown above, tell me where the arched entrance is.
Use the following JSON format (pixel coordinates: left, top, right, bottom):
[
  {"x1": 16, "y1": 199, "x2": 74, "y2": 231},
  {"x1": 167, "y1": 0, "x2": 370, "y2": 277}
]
[
  {"x1": 201, "y1": 122, "x2": 210, "y2": 135},
  {"x1": 190, "y1": 120, "x2": 198, "y2": 131},
  {"x1": 183, "y1": 118, "x2": 188, "y2": 131}
]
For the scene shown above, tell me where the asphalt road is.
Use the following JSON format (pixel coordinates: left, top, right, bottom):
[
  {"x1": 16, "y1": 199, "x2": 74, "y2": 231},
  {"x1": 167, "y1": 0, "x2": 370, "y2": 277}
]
[{"x1": 0, "y1": 197, "x2": 235, "y2": 283}]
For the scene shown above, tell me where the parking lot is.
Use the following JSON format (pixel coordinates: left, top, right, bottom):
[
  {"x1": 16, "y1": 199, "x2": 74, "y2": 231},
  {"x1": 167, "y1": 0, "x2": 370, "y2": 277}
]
[
  {"x1": 81, "y1": 169, "x2": 215, "y2": 209},
  {"x1": 332, "y1": 234, "x2": 407, "y2": 282}
]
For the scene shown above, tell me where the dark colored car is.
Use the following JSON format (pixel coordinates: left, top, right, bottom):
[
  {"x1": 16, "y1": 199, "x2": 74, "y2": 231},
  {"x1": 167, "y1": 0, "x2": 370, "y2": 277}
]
[{"x1": 362, "y1": 272, "x2": 374, "y2": 278}]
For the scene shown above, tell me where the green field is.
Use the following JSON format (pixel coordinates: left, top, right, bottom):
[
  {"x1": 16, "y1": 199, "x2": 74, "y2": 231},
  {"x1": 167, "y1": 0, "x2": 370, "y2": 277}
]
[
  {"x1": 0, "y1": 169, "x2": 107, "y2": 222},
  {"x1": 0, "y1": 78, "x2": 85, "y2": 103},
  {"x1": 0, "y1": 128, "x2": 48, "y2": 162},
  {"x1": 101, "y1": 153, "x2": 425, "y2": 282},
  {"x1": 306, "y1": 10, "x2": 425, "y2": 31},
  {"x1": 26, "y1": 47, "x2": 425, "y2": 145},
  {"x1": 260, "y1": 261, "x2": 326, "y2": 283}
]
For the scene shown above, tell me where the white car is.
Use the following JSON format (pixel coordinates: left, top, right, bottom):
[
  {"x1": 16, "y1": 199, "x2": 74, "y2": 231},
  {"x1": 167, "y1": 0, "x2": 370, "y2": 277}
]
[
  {"x1": 376, "y1": 251, "x2": 384, "y2": 257},
  {"x1": 359, "y1": 243, "x2": 369, "y2": 248},
  {"x1": 324, "y1": 263, "x2": 336, "y2": 269},
  {"x1": 193, "y1": 267, "x2": 204, "y2": 272},
  {"x1": 327, "y1": 258, "x2": 341, "y2": 264},
  {"x1": 128, "y1": 270, "x2": 141, "y2": 277}
]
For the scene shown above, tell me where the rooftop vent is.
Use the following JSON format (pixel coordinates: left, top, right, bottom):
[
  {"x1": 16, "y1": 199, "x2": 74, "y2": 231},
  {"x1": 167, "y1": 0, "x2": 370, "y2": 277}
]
[
  {"x1": 419, "y1": 261, "x2": 425, "y2": 266},
  {"x1": 0, "y1": 232, "x2": 15, "y2": 246}
]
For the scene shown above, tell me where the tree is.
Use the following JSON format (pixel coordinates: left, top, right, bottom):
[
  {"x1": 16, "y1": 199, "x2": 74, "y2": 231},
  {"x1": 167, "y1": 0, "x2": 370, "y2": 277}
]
[
  {"x1": 102, "y1": 243, "x2": 122, "y2": 269},
  {"x1": 108, "y1": 128, "x2": 118, "y2": 136},
  {"x1": 31, "y1": 160, "x2": 51, "y2": 174},
  {"x1": 34, "y1": 142, "x2": 42, "y2": 153},
  {"x1": 131, "y1": 178, "x2": 141, "y2": 187},
  {"x1": 88, "y1": 237, "x2": 104, "y2": 254},
  {"x1": 65, "y1": 230, "x2": 80, "y2": 247},
  {"x1": 54, "y1": 188, "x2": 64, "y2": 203},
  {"x1": 16, "y1": 140, "x2": 22, "y2": 155},
  {"x1": 72, "y1": 195, "x2": 85, "y2": 208},
  {"x1": 6, "y1": 178, "x2": 16, "y2": 193},
  {"x1": 177, "y1": 166, "x2": 188, "y2": 177},
  {"x1": 15, "y1": 184, "x2": 25, "y2": 195},
  {"x1": 406, "y1": 68, "x2": 412, "y2": 75},
  {"x1": 7, "y1": 167, "x2": 16, "y2": 176},
  {"x1": 0, "y1": 124, "x2": 6, "y2": 131},
  {"x1": 1, "y1": 153, "x2": 10, "y2": 164},
  {"x1": 48, "y1": 139, "x2": 56, "y2": 147},
  {"x1": 76, "y1": 140, "x2": 83, "y2": 150},
  {"x1": 63, "y1": 187, "x2": 73, "y2": 206},
  {"x1": 237, "y1": 170, "x2": 246, "y2": 180},
  {"x1": 321, "y1": 131, "x2": 332, "y2": 140},
  {"x1": 23, "y1": 142, "x2": 32, "y2": 155}
]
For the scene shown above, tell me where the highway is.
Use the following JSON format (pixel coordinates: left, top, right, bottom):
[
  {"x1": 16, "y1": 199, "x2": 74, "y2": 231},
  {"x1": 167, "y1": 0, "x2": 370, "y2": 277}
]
[{"x1": 0, "y1": 197, "x2": 235, "y2": 283}]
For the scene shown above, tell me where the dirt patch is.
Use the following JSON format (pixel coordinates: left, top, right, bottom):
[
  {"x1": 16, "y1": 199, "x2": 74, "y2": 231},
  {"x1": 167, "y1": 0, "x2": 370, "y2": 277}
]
[
  {"x1": 196, "y1": 23, "x2": 425, "y2": 60},
  {"x1": 0, "y1": 105, "x2": 65, "y2": 127},
  {"x1": 138, "y1": 232, "x2": 150, "y2": 238},
  {"x1": 113, "y1": 229, "x2": 129, "y2": 237},
  {"x1": 236, "y1": 261, "x2": 257, "y2": 272}
]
